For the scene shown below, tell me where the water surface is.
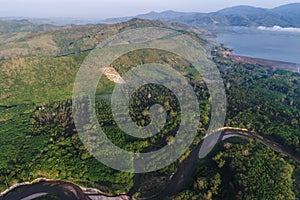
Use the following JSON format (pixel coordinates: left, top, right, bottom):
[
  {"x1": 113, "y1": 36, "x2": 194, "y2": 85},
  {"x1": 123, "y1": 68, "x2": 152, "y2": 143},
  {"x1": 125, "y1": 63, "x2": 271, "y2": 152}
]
[{"x1": 211, "y1": 27, "x2": 300, "y2": 64}]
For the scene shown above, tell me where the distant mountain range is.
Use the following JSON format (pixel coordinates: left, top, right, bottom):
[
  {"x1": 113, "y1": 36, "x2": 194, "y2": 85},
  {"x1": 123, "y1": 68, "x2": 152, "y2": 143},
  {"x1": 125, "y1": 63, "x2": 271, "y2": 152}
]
[
  {"x1": 104, "y1": 3, "x2": 300, "y2": 28},
  {"x1": 1, "y1": 3, "x2": 300, "y2": 28}
]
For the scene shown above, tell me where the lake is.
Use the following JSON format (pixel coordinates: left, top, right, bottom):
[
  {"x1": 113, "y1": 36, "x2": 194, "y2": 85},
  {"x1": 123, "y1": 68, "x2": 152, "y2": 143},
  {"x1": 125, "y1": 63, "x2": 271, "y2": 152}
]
[{"x1": 210, "y1": 26, "x2": 300, "y2": 64}]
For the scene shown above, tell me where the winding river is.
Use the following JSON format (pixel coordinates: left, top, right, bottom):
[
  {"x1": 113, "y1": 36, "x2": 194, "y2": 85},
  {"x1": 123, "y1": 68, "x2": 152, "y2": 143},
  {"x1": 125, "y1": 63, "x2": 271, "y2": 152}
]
[{"x1": 1, "y1": 128, "x2": 298, "y2": 200}]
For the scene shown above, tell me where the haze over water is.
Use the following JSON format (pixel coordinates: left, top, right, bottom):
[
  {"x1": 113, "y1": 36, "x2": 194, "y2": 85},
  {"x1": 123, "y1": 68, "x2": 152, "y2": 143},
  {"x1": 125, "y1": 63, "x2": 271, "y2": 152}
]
[{"x1": 212, "y1": 27, "x2": 300, "y2": 64}]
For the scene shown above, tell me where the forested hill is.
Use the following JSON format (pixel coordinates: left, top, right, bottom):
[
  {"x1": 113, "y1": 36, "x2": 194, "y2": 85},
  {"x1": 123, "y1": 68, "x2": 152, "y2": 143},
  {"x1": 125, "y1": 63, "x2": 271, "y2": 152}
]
[
  {"x1": 0, "y1": 17, "x2": 300, "y2": 199},
  {"x1": 0, "y1": 18, "x2": 211, "y2": 60}
]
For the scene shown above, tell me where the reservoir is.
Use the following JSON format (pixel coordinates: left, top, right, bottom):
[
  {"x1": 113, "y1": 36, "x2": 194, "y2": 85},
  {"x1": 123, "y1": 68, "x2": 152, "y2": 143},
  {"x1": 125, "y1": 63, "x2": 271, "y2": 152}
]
[{"x1": 210, "y1": 26, "x2": 300, "y2": 64}]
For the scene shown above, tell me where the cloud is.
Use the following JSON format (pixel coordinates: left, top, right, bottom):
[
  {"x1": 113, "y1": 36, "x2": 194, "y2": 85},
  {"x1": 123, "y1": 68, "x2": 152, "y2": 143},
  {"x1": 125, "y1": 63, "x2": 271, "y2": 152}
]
[{"x1": 258, "y1": 25, "x2": 300, "y2": 33}]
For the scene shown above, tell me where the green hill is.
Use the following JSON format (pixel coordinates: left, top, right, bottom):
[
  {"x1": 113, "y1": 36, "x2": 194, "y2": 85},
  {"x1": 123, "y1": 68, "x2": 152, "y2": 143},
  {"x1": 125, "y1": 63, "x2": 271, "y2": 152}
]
[{"x1": 0, "y1": 18, "x2": 299, "y2": 199}]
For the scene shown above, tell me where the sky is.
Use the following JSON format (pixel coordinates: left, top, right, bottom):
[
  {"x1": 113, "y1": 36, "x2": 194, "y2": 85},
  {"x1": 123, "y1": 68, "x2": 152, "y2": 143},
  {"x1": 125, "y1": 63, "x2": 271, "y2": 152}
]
[{"x1": 0, "y1": 0, "x2": 299, "y2": 19}]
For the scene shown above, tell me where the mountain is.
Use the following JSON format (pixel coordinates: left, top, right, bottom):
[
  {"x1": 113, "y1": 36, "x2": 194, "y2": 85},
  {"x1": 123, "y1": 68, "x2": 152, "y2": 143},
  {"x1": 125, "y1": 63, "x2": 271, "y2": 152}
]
[
  {"x1": 3, "y1": 3, "x2": 300, "y2": 28},
  {"x1": 271, "y1": 3, "x2": 300, "y2": 15},
  {"x1": 137, "y1": 10, "x2": 197, "y2": 20},
  {"x1": 214, "y1": 3, "x2": 300, "y2": 27},
  {"x1": 0, "y1": 13, "x2": 300, "y2": 200},
  {"x1": 271, "y1": 3, "x2": 300, "y2": 27},
  {"x1": 217, "y1": 5, "x2": 266, "y2": 15},
  {"x1": 0, "y1": 19, "x2": 63, "y2": 33},
  {"x1": 104, "y1": 3, "x2": 300, "y2": 28},
  {"x1": 0, "y1": 18, "x2": 211, "y2": 59},
  {"x1": 0, "y1": 16, "x2": 300, "y2": 199}
]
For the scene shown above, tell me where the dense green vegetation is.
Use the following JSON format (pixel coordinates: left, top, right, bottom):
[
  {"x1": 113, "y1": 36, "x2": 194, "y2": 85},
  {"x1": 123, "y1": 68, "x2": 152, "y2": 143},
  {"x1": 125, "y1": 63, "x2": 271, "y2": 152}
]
[
  {"x1": 213, "y1": 46, "x2": 300, "y2": 157},
  {"x1": 171, "y1": 138, "x2": 295, "y2": 200},
  {"x1": 0, "y1": 102, "x2": 135, "y2": 194},
  {"x1": 226, "y1": 68, "x2": 300, "y2": 153},
  {"x1": 0, "y1": 53, "x2": 86, "y2": 105},
  {"x1": 0, "y1": 40, "x2": 210, "y2": 194},
  {"x1": 0, "y1": 19, "x2": 300, "y2": 199}
]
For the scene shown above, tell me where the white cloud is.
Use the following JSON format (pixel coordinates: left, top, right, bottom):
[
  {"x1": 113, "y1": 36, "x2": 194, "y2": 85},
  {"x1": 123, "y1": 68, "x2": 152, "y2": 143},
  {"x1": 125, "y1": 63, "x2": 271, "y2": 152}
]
[{"x1": 258, "y1": 25, "x2": 300, "y2": 33}]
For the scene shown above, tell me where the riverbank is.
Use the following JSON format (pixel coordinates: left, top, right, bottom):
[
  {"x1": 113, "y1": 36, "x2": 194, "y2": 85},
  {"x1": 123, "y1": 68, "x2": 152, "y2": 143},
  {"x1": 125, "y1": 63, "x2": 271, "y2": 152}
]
[
  {"x1": 0, "y1": 178, "x2": 129, "y2": 200},
  {"x1": 2, "y1": 127, "x2": 299, "y2": 200}
]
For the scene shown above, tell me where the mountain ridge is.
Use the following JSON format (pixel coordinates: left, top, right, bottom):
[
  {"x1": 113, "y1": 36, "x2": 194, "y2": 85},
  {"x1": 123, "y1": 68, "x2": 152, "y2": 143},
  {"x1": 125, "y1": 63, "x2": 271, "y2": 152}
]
[
  {"x1": 2, "y1": 3, "x2": 300, "y2": 28},
  {"x1": 104, "y1": 3, "x2": 300, "y2": 28}
]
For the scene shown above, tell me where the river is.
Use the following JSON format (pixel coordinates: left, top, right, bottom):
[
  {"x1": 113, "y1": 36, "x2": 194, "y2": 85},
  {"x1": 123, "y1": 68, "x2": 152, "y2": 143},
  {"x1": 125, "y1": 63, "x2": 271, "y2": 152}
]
[{"x1": 2, "y1": 128, "x2": 299, "y2": 200}]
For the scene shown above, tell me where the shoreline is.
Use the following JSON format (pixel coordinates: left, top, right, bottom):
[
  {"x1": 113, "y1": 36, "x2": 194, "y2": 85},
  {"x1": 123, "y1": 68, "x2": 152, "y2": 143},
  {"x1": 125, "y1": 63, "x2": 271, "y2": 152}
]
[
  {"x1": 0, "y1": 178, "x2": 128, "y2": 200},
  {"x1": 227, "y1": 53, "x2": 300, "y2": 73}
]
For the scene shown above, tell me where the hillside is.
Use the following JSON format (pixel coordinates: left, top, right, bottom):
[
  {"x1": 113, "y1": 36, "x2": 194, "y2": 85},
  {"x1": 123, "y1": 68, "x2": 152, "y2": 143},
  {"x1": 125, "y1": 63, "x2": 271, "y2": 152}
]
[
  {"x1": 0, "y1": 18, "x2": 214, "y2": 196},
  {"x1": 0, "y1": 18, "x2": 211, "y2": 59},
  {"x1": 0, "y1": 18, "x2": 300, "y2": 199},
  {"x1": 105, "y1": 3, "x2": 300, "y2": 28}
]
